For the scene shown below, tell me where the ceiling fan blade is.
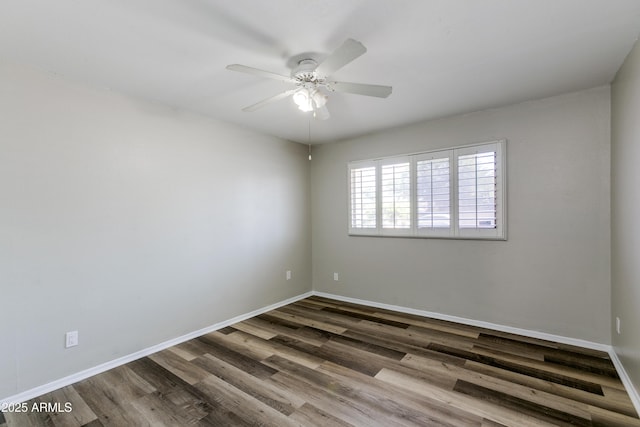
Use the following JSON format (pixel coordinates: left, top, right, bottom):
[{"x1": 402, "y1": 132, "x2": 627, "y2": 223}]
[
  {"x1": 314, "y1": 105, "x2": 330, "y2": 120},
  {"x1": 327, "y1": 81, "x2": 392, "y2": 98},
  {"x1": 314, "y1": 38, "x2": 367, "y2": 77},
  {"x1": 226, "y1": 64, "x2": 295, "y2": 83},
  {"x1": 241, "y1": 89, "x2": 298, "y2": 112}
]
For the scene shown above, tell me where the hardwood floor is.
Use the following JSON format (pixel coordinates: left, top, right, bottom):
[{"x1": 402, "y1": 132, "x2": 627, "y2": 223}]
[{"x1": 3, "y1": 296, "x2": 639, "y2": 426}]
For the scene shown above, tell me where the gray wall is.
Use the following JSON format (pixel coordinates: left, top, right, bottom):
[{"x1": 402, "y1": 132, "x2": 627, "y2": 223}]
[
  {"x1": 611, "y1": 38, "x2": 640, "y2": 393},
  {"x1": 0, "y1": 62, "x2": 311, "y2": 400},
  {"x1": 311, "y1": 87, "x2": 611, "y2": 343}
]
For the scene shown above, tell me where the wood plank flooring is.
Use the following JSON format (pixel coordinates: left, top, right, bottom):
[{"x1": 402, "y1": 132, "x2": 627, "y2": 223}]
[{"x1": 3, "y1": 296, "x2": 639, "y2": 426}]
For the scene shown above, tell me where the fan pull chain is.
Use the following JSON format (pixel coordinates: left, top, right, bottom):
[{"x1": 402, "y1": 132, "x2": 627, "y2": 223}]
[{"x1": 308, "y1": 119, "x2": 312, "y2": 161}]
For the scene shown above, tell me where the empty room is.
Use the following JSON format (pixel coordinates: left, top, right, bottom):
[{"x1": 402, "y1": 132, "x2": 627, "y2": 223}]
[{"x1": 2, "y1": 1, "x2": 640, "y2": 426}]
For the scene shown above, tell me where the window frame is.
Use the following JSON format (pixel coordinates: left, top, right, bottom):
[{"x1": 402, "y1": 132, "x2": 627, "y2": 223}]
[{"x1": 347, "y1": 140, "x2": 507, "y2": 240}]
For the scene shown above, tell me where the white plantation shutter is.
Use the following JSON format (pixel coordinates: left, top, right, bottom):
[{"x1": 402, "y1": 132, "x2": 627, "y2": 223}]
[
  {"x1": 347, "y1": 140, "x2": 505, "y2": 239},
  {"x1": 458, "y1": 152, "x2": 496, "y2": 228},
  {"x1": 381, "y1": 160, "x2": 411, "y2": 232},
  {"x1": 455, "y1": 142, "x2": 505, "y2": 239},
  {"x1": 349, "y1": 163, "x2": 377, "y2": 233},
  {"x1": 416, "y1": 152, "x2": 452, "y2": 236}
]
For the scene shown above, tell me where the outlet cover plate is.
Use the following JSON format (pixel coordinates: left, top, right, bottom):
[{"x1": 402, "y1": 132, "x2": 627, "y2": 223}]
[{"x1": 65, "y1": 331, "x2": 79, "y2": 348}]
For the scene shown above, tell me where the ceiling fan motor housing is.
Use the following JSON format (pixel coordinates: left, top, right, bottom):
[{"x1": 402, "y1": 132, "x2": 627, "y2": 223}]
[{"x1": 292, "y1": 59, "x2": 319, "y2": 82}]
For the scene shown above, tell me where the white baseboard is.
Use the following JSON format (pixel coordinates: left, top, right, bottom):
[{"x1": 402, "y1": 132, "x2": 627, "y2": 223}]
[
  {"x1": 609, "y1": 349, "x2": 640, "y2": 417},
  {"x1": 312, "y1": 291, "x2": 610, "y2": 351},
  {"x1": 312, "y1": 291, "x2": 640, "y2": 416},
  {"x1": 0, "y1": 291, "x2": 313, "y2": 406}
]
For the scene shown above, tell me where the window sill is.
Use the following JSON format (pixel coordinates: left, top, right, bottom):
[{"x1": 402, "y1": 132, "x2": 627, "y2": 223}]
[{"x1": 348, "y1": 233, "x2": 507, "y2": 241}]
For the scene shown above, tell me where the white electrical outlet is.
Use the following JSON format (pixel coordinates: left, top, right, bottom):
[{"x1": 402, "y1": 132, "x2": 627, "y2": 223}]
[
  {"x1": 65, "y1": 331, "x2": 79, "y2": 348},
  {"x1": 616, "y1": 317, "x2": 621, "y2": 334},
  {"x1": 333, "y1": 272, "x2": 339, "y2": 281},
  {"x1": 286, "y1": 270, "x2": 292, "y2": 280}
]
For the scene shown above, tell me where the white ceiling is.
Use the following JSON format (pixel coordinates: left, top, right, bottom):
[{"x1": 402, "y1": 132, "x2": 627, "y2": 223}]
[{"x1": 2, "y1": 1, "x2": 640, "y2": 144}]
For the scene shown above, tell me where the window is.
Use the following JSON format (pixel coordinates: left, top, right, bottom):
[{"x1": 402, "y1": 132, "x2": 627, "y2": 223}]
[{"x1": 348, "y1": 140, "x2": 506, "y2": 239}]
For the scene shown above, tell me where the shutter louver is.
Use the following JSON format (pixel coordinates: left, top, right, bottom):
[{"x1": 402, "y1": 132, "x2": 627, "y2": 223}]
[
  {"x1": 350, "y1": 166, "x2": 377, "y2": 229},
  {"x1": 458, "y1": 151, "x2": 497, "y2": 229},
  {"x1": 417, "y1": 157, "x2": 450, "y2": 228},
  {"x1": 381, "y1": 162, "x2": 411, "y2": 229}
]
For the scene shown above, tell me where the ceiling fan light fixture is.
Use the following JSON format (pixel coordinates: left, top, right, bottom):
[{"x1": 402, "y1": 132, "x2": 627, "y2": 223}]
[
  {"x1": 312, "y1": 90, "x2": 327, "y2": 108},
  {"x1": 293, "y1": 88, "x2": 314, "y2": 112},
  {"x1": 293, "y1": 88, "x2": 328, "y2": 113},
  {"x1": 292, "y1": 88, "x2": 307, "y2": 105},
  {"x1": 299, "y1": 103, "x2": 314, "y2": 112}
]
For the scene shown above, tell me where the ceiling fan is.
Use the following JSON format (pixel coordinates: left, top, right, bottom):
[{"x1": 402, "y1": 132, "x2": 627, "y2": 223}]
[{"x1": 226, "y1": 38, "x2": 392, "y2": 120}]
